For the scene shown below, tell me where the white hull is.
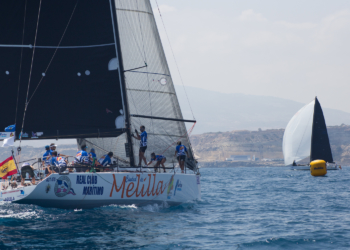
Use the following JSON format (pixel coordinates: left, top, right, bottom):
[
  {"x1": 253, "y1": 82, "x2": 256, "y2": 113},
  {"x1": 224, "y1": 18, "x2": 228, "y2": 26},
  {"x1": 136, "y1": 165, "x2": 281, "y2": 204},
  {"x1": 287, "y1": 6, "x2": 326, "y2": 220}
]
[{"x1": 1, "y1": 172, "x2": 201, "y2": 209}]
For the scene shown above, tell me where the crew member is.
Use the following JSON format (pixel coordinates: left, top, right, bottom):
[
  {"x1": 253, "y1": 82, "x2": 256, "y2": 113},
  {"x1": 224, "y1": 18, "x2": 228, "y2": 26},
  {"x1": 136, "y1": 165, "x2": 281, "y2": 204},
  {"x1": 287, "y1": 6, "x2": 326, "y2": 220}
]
[
  {"x1": 50, "y1": 143, "x2": 67, "y2": 157},
  {"x1": 147, "y1": 152, "x2": 167, "y2": 173},
  {"x1": 98, "y1": 152, "x2": 113, "y2": 167},
  {"x1": 21, "y1": 163, "x2": 35, "y2": 185},
  {"x1": 133, "y1": 125, "x2": 147, "y2": 166},
  {"x1": 49, "y1": 143, "x2": 56, "y2": 152},
  {"x1": 89, "y1": 148, "x2": 97, "y2": 159},
  {"x1": 43, "y1": 145, "x2": 52, "y2": 175},
  {"x1": 74, "y1": 145, "x2": 91, "y2": 172},
  {"x1": 174, "y1": 141, "x2": 189, "y2": 174},
  {"x1": 50, "y1": 151, "x2": 68, "y2": 173}
]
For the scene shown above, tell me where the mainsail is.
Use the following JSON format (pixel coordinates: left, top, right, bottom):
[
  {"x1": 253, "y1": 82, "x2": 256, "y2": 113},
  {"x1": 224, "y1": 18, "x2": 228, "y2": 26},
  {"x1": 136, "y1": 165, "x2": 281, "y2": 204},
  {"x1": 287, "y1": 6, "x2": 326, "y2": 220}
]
[
  {"x1": 0, "y1": 1, "x2": 127, "y2": 139},
  {"x1": 80, "y1": 1, "x2": 197, "y2": 170},
  {"x1": 0, "y1": 0, "x2": 196, "y2": 171}
]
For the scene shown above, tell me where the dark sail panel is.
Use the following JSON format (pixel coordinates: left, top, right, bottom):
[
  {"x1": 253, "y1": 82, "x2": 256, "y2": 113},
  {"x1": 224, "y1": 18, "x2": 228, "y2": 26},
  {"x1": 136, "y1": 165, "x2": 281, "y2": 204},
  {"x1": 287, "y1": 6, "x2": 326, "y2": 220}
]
[
  {"x1": 0, "y1": 1, "x2": 126, "y2": 139},
  {"x1": 310, "y1": 98, "x2": 333, "y2": 163}
]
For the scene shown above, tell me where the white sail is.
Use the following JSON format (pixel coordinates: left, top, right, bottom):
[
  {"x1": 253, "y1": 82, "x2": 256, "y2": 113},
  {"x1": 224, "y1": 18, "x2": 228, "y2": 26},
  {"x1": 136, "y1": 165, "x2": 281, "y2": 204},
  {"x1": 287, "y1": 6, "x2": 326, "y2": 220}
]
[{"x1": 283, "y1": 100, "x2": 315, "y2": 166}]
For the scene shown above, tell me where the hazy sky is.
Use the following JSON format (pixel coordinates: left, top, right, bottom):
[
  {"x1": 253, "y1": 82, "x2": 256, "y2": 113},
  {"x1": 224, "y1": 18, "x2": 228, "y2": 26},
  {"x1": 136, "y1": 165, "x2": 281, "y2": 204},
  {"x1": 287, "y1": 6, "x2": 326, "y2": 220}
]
[
  {"x1": 152, "y1": 0, "x2": 350, "y2": 113},
  {"x1": 6, "y1": 0, "x2": 350, "y2": 148}
]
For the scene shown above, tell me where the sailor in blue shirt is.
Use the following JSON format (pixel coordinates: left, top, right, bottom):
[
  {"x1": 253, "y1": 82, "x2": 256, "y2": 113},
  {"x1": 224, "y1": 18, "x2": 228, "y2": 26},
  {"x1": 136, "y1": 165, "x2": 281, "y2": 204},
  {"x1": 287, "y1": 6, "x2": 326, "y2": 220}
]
[
  {"x1": 174, "y1": 141, "x2": 189, "y2": 173},
  {"x1": 147, "y1": 152, "x2": 167, "y2": 173},
  {"x1": 49, "y1": 151, "x2": 67, "y2": 173},
  {"x1": 74, "y1": 145, "x2": 91, "y2": 172},
  {"x1": 42, "y1": 145, "x2": 52, "y2": 175},
  {"x1": 133, "y1": 125, "x2": 148, "y2": 166},
  {"x1": 89, "y1": 148, "x2": 97, "y2": 159},
  {"x1": 98, "y1": 152, "x2": 113, "y2": 167}
]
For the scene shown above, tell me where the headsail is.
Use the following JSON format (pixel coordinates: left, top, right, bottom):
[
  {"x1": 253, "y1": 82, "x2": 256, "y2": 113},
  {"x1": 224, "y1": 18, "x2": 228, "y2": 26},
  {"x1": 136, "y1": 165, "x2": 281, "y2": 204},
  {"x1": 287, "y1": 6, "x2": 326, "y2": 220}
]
[
  {"x1": 79, "y1": 1, "x2": 197, "y2": 170},
  {"x1": 283, "y1": 100, "x2": 315, "y2": 166},
  {"x1": 116, "y1": 0, "x2": 196, "y2": 170},
  {"x1": 310, "y1": 98, "x2": 333, "y2": 163},
  {"x1": 0, "y1": 1, "x2": 127, "y2": 139}
]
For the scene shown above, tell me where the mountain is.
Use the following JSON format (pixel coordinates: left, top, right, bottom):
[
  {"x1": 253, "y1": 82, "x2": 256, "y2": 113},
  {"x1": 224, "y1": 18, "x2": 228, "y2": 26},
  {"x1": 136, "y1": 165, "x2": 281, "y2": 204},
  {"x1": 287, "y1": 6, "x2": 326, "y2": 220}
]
[
  {"x1": 175, "y1": 86, "x2": 350, "y2": 134},
  {"x1": 190, "y1": 125, "x2": 350, "y2": 164},
  {"x1": 0, "y1": 145, "x2": 78, "y2": 165}
]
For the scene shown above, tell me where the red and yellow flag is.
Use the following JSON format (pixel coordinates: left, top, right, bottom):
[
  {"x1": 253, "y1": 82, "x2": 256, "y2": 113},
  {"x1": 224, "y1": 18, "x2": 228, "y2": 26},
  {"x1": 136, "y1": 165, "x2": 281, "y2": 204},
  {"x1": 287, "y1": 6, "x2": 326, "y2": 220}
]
[{"x1": 0, "y1": 156, "x2": 18, "y2": 179}]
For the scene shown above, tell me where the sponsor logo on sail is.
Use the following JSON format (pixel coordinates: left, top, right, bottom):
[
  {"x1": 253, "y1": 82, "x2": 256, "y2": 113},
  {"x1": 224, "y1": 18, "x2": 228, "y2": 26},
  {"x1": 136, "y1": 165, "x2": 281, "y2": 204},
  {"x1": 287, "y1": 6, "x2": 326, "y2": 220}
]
[
  {"x1": 31, "y1": 132, "x2": 43, "y2": 139},
  {"x1": 0, "y1": 132, "x2": 15, "y2": 138}
]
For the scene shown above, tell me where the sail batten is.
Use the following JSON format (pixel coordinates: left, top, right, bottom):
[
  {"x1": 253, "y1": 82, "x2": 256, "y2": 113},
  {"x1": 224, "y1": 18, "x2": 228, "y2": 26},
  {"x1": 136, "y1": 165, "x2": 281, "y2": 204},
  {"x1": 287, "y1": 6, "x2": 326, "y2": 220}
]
[{"x1": 0, "y1": 44, "x2": 115, "y2": 49}]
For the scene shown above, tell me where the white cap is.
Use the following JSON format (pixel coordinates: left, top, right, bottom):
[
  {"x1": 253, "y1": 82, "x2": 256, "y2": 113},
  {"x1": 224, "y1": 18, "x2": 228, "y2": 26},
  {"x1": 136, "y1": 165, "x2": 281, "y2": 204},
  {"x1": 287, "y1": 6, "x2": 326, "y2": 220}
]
[{"x1": 22, "y1": 162, "x2": 30, "y2": 167}]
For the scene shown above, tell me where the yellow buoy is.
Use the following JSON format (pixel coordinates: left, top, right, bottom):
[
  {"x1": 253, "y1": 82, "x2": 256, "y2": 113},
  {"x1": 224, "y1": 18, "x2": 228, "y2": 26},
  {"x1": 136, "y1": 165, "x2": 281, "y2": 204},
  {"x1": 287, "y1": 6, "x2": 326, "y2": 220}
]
[{"x1": 310, "y1": 160, "x2": 327, "y2": 176}]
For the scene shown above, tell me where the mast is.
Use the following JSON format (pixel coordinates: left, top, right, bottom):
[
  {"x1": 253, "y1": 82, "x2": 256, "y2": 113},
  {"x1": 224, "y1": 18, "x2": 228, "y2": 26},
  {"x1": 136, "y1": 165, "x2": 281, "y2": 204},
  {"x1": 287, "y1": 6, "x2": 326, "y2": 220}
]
[{"x1": 109, "y1": 0, "x2": 135, "y2": 166}]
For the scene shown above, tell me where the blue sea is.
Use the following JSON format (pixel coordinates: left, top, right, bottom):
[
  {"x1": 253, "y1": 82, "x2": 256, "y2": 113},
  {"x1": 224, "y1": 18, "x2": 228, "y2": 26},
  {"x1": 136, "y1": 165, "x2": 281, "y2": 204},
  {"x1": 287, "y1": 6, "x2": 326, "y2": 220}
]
[{"x1": 0, "y1": 167, "x2": 349, "y2": 249}]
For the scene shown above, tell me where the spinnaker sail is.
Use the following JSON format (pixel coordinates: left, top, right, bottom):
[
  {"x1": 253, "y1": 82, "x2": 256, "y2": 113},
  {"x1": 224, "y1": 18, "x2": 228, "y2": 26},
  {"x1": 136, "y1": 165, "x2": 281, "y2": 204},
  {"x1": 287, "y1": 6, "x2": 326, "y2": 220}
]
[{"x1": 283, "y1": 100, "x2": 314, "y2": 166}]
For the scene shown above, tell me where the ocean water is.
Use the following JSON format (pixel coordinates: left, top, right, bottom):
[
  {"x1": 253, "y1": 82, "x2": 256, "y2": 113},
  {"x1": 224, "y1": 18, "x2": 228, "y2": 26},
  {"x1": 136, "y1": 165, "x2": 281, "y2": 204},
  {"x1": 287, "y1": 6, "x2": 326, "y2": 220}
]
[{"x1": 0, "y1": 167, "x2": 349, "y2": 249}]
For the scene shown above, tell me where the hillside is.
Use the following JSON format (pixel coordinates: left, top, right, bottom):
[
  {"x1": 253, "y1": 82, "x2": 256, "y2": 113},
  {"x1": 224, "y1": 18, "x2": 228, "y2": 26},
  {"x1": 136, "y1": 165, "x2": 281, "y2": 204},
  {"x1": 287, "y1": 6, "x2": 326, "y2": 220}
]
[
  {"x1": 191, "y1": 125, "x2": 350, "y2": 165},
  {"x1": 175, "y1": 86, "x2": 350, "y2": 134},
  {"x1": 0, "y1": 145, "x2": 78, "y2": 165}
]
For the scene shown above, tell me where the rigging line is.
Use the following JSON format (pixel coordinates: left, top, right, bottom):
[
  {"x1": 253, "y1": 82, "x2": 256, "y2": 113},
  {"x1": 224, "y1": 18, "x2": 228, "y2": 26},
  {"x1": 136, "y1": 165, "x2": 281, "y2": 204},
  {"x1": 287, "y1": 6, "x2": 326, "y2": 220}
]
[
  {"x1": 154, "y1": 0, "x2": 195, "y2": 120},
  {"x1": 15, "y1": 0, "x2": 28, "y2": 125},
  {"x1": 19, "y1": 0, "x2": 43, "y2": 145},
  {"x1": 126, "y1": 71, "x2": 170, "y2": 77},
  {"x1": 27, "y1": 0, "x2": 80, "y2": 104},
  {"x1": 136, "y1": 0, "x2": 154, "y2": 135}
]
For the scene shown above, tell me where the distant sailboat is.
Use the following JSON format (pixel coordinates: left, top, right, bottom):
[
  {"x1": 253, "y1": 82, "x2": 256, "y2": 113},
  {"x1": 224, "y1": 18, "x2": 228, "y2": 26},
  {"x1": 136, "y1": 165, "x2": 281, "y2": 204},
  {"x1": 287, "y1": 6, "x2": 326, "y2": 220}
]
[{"x1": 283, "y1": 97, "x2": 338, "y2": 170}]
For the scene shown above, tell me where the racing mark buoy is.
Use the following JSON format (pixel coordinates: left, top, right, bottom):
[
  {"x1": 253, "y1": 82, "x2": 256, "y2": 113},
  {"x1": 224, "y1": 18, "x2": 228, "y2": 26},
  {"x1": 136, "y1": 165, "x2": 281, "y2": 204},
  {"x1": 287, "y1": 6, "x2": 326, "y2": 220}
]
[{"x1": 310, "y1": 160, "x2": 327, "y2": 176}]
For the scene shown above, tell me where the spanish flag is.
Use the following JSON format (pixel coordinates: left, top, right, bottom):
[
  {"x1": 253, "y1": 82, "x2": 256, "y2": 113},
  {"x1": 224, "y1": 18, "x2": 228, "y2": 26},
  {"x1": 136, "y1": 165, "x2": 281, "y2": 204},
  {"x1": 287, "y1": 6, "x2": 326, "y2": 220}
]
[{"x1": 0, "y1": 156, "x2": 18, "y2": 179}]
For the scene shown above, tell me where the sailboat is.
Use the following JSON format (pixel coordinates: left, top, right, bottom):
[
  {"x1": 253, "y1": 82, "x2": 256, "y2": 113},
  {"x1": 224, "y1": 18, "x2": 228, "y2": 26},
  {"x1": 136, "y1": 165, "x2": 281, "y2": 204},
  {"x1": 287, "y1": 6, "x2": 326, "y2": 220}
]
[
  {"x1": 0, "y1": 1, "x2": 200, "y2": 208},
  {"x1": 283, "y1": 97, "x2": 338, "y2": 170}
]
